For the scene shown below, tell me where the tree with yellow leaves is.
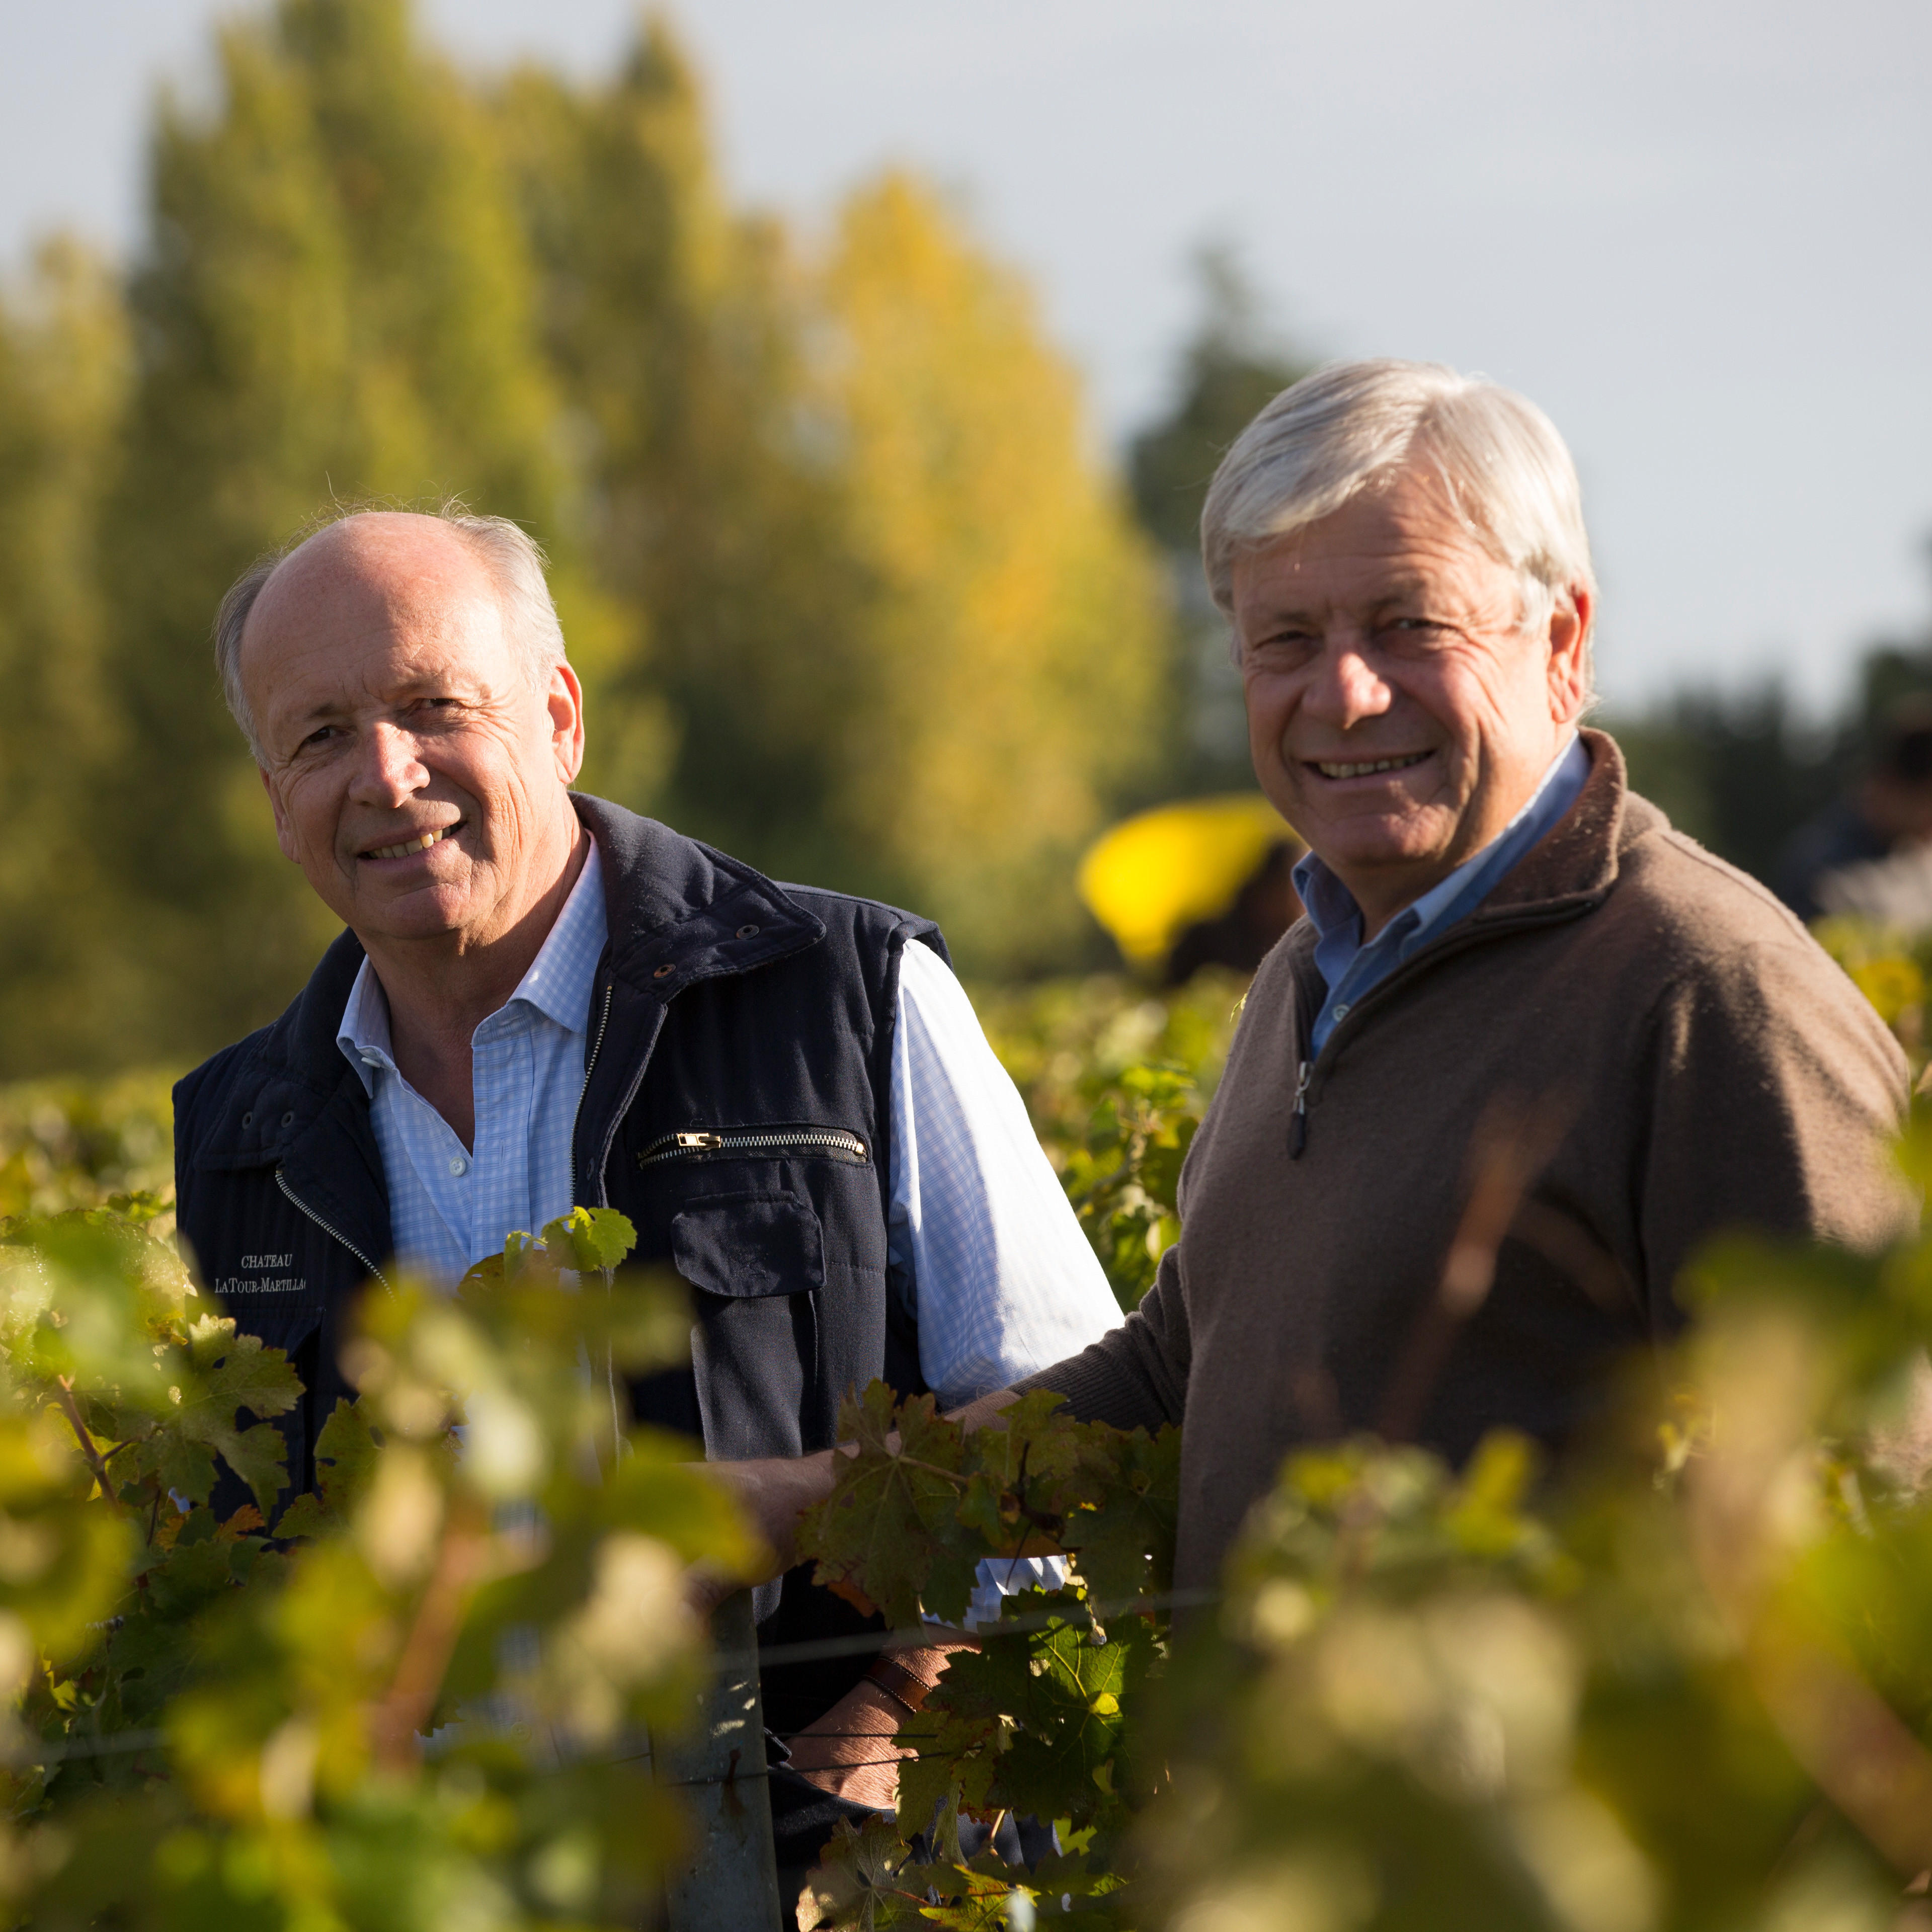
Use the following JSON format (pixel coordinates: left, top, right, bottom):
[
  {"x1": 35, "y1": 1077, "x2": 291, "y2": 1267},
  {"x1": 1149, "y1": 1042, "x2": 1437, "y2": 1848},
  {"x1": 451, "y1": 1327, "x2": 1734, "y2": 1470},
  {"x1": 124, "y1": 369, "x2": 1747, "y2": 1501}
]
[{"x1": 818, "y1": 174, "x2": 1168, "y2": 972}]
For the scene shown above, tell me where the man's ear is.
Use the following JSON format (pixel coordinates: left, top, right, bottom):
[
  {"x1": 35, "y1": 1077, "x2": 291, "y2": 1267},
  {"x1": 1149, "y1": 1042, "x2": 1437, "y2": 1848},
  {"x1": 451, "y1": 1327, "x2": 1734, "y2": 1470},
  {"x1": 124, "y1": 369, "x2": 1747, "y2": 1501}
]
[
  {"x1": 1546, "y1": 582, "x2": 1593, "y2": 725},
  {"x1": 548, "y1": 662, "x2": 586, "y2": 785},
  {"x1": 259, "y1": 766, "x2": 300, "y2": 864}
]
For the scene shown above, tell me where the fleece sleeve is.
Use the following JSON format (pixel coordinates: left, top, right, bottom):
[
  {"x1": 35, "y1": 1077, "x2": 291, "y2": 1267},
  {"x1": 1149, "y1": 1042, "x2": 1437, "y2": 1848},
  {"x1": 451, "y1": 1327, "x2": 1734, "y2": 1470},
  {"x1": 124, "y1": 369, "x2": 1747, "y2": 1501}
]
[
  {"x1": 1008, "y1": 1237, "x2": 1192, "y2": 1431},
  {"x1": 1638, "y1": 932, "x2": 1913, "y2": 1335}
]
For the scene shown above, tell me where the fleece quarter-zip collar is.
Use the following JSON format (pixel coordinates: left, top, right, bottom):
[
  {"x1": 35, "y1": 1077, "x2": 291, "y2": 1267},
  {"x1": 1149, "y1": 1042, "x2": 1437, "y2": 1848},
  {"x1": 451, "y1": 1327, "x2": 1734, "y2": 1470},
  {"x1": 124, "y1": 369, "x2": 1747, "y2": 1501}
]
[{"x1": 1281, "y1": 731, "x2": 1651, "y2": 1054}]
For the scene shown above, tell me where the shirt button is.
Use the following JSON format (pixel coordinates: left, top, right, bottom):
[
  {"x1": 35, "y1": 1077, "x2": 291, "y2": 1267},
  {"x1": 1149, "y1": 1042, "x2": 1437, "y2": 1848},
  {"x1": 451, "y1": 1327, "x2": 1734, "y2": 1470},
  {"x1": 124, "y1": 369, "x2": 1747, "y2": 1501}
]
[
  {"x1": 1332, "y1": 1003, "x2": 1350, "y2": 1021},
  {"x1": 448, "y1": 1156, "x2": 468, "y2": 1177}
]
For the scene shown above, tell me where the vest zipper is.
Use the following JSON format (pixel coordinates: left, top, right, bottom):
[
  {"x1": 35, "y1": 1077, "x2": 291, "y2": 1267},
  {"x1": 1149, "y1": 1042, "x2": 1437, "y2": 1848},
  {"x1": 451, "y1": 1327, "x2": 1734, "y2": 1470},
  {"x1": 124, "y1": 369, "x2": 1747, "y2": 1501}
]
[
  {"x1": 570, "y1": 980, "x2": 616, "y2": 1206},
  {"x1": 275, "y1": 1168, "x2": 393, "y2": 1298},
  {"x1": 635, "y1": 1127, "x2": 868, "y2": 1169},
  {"x1": 567, "y1": 978, "x2": 622, "y2": 1471}
]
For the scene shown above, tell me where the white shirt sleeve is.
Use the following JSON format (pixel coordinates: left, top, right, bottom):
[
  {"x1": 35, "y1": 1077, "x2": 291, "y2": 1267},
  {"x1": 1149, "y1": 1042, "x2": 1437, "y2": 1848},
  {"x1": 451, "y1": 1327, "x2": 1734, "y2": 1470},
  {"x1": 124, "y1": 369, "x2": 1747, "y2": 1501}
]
[{"x1": 888, "y1": 938, "x2": 1123, "y2": 1406}]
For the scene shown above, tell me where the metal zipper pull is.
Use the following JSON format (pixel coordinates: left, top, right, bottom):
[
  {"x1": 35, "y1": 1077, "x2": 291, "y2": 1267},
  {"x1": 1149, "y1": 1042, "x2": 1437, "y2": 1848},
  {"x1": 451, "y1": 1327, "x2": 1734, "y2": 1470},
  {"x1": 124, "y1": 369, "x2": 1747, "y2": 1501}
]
[
  {"x1": 1289, "y1": 1059, "x2": 1311, "y2": 1159},
  {"x1": 636, "y1": 1125, "x2": 869, "y2": 1169}
]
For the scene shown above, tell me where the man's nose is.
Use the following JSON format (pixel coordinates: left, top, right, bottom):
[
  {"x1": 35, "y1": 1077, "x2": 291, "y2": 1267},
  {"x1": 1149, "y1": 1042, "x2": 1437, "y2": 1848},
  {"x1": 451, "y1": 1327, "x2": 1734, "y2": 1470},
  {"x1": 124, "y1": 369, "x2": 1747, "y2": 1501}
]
[
  {"x1": 1303, "y1": 641, "x2": 1394, "y2": 730},
  {"x1": 348, "y1": 721, "x2": 430, "y2": 804}
]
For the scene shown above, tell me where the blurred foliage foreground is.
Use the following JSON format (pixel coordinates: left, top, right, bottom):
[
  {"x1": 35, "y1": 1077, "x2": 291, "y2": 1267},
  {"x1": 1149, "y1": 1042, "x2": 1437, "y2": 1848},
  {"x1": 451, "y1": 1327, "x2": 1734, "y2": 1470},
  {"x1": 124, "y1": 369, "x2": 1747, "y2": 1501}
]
[
  {"x1": 0, "y1": 1201, "x2": 765, "y2": 1929},
  {"x1": 7, "y1": 959, "x2": 1932, "y2": 1926}
]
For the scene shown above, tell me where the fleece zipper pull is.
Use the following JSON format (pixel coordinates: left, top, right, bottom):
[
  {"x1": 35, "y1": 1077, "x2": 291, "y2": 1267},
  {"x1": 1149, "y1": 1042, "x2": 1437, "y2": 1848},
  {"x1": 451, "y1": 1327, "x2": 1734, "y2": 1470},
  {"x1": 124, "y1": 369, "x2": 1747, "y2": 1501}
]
[{"x1": 1289, "y1": 1059, "x2": 1312, "y2": 1159}]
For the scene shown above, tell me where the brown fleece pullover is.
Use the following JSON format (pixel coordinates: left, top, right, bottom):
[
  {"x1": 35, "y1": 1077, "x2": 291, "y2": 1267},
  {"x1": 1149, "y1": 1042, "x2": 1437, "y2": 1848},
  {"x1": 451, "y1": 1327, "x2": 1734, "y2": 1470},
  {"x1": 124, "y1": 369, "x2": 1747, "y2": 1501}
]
[{"x1": 1017, "y1": 732, "x2": 1911, "y2": 1597}]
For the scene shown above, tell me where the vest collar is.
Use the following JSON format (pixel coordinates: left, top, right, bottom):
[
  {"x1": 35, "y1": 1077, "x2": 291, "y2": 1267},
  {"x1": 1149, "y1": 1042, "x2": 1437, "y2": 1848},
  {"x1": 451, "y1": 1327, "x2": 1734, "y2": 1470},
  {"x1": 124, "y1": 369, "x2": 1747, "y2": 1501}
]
[{"x1": 571, "y1": 794, "x2": 826, "y2": 997}]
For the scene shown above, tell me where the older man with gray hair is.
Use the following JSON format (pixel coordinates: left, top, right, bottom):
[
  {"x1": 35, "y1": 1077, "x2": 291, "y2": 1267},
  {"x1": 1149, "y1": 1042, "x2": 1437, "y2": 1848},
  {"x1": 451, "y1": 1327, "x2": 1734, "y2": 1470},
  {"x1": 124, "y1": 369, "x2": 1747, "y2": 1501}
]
[
  {"x1": 172, "y1": 504, "x2": 1125, "y2": 1857},
  {"x1": 725, "y1": 357, "x2": 1911, "y2": 1610}
]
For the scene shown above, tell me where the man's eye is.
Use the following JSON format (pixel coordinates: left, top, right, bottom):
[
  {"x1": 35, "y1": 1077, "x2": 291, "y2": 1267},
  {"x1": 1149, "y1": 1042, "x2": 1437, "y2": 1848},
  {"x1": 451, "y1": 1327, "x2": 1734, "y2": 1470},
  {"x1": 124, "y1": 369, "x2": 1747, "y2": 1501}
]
[{"x1": 1250, "y1": 630, "x2": 1317, "y2": 660}]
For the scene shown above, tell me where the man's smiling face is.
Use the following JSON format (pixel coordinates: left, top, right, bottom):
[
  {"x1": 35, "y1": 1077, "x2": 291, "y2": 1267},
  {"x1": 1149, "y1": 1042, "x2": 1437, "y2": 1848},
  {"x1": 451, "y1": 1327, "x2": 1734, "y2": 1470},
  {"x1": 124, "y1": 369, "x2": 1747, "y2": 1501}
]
[
  {"x1": 1234, "y1": 459, "x2": 1590, "y2": 935},
  {"x1": 240, "y1": 514, "x2": 584, "y2": 956}
]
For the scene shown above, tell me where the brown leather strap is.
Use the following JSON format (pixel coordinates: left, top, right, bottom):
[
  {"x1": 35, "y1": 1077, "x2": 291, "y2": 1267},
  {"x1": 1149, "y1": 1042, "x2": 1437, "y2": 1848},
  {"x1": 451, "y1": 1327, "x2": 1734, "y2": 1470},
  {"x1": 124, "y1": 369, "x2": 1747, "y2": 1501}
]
[{"x1": 864, "y1": 1654, "x2": 935, "y2": 1712}]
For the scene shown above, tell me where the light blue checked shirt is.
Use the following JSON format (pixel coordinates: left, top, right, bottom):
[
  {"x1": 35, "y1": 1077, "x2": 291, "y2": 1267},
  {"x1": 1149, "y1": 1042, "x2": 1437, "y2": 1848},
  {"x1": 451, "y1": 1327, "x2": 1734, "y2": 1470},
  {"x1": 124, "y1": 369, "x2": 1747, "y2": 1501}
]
[
  {"x1": 337, "y1": 840, "x2": 1119, "y2": 1407},
  {"x1": 1294, "y1": 733, "x2": 1591, "y2": 1054}
]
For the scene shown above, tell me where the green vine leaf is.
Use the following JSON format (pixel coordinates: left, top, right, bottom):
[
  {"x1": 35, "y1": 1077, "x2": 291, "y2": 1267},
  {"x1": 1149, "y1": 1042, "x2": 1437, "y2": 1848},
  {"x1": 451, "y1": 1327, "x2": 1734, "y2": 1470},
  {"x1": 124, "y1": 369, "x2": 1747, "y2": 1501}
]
[
  {"x1": 540, "y1": 1204, "x2": 638, "y2": 1274},
  {"x1": 1060, "y1": 1424, "x2": 1181, "y2": 1606},
  {"x1": 801, "y1": 1386, "x2": 970, "y2": 1629}
]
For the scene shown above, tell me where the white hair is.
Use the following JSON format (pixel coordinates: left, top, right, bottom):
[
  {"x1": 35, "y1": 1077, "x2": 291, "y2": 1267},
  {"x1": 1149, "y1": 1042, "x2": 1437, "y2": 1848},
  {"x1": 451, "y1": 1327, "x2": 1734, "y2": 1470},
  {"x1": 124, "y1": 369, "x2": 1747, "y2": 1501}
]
[
  {"x1": 213, "y1": 503, "x2": 570, "y2": 762},
  {"x1": 1200, "y1": 359, "x2": 1596, "y2": 676}
]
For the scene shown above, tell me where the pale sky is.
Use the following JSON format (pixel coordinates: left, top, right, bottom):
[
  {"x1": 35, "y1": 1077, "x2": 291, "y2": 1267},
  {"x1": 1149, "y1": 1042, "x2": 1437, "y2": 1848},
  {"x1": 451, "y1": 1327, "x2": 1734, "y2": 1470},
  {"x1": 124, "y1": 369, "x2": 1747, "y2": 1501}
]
[{"x1": 6, "y1": 0, "x2": 1931, "y2": 714}]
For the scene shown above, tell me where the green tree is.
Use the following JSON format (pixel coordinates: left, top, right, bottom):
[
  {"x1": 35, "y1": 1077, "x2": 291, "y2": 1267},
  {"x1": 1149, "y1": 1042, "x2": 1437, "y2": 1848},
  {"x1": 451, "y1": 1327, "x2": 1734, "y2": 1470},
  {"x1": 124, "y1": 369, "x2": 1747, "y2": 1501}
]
[
  {"x1": 0, "y1": 242, "x2": 130, "y2": 1077},
  {"x1": 1608, "y1": 684, "x2": 1848, "y2": 882},
  {"x1": 96, "y1": 0, "x2": 569, "y2": 1065},
  {"x1": 496, "y1": 17, "x2": 861, "y2": 877},
  {"x1": 505, "y1": 35, "x2": 1167, "y2": 973},
  {"x1": 821, "y1": 173, "x2": 1167, "y2": 971}
]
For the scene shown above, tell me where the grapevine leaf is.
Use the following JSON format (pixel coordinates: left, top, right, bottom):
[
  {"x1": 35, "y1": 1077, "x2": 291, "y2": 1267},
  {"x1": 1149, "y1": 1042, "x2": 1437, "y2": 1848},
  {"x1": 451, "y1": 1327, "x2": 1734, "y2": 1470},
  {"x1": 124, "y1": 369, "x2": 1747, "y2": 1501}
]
[
  {"x1": 971, "y1": 1389, "x2": 1083, "y2": 1494},
  {"x1": 150, "y1": 1436, "x2": 219, "y2": 1509},
  {"x1": 797, "y1": 1814, "x2": 925, "y2": 1931},
  {"x1": 275, "y1": 1398, "x2": 380, "y2": 1538},
  {"x1": 540, "y1": 1204, "x2": 638, "y2": 1273},
  {"x1": 1061, "y1": 1424, "x2": 1181, "y2": 1605},
  {"x1": 102, "y1": 1317, "x2": 299, "y2": 1516},
  {"x1": 1002, "y1": 1608, "x2": 1158, "y2": 1827},
  {"x1": 931, "y1": 1597, "x2": 1154, "y2": 1833},
  {"x1": 458, "y1": 1251, "x2": 506, "y2": 1291},
  {"x1": 800, "y1": 1385, "x2": 968, "y2": 1628},
  {"x1": 215, "y1": 1504, "x2": 264, "y2": 1542},
  {"x1": 894, "y1": 1701, "x2": 1004, "y2": 1849},
  {"x1": 910, "y1": 1862, "x2": 1029, "y2": 1930},
  {"x1": 103, "y1": 1191, "x2": 172, "y2": 1225},
  {"x1": 211, "y1": 1422, "x2": 290, "y2": 1520},
  {"x1": 183, "y1": 1314, "x2": 301, "y2": 1420}
]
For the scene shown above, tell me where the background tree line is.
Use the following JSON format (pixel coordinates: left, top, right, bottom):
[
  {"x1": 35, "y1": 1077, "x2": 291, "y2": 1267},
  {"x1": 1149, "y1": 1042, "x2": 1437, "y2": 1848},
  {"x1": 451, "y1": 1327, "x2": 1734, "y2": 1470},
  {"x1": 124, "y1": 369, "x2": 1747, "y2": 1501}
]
[
  {"x1": 0, "y1": 0, "x2": 1177, "y2": 1078},
  {"x1": 2, "y1": 0, "x2": 1927, "y2": 1082}
]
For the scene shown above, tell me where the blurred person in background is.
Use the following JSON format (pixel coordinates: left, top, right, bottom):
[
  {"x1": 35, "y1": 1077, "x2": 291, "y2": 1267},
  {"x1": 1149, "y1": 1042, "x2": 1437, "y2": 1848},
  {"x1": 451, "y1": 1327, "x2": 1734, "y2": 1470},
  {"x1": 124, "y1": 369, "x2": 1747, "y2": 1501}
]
[
  {"x1": 1777, "y1": 696, "x2": 1932, "y2": 926},
  {"x1": 1076, "y1": 792, "x2": 1303, "y2": 982},
  {"x1": 169, "y1": 507, "x2": 1121, "y2": 1882},
  {"x1": 1163, "y1": 839, "x2": 1302, "y2": 982},
  {"x1": 712, "y1": 359, "x2": 1911, "y2": 1642}
]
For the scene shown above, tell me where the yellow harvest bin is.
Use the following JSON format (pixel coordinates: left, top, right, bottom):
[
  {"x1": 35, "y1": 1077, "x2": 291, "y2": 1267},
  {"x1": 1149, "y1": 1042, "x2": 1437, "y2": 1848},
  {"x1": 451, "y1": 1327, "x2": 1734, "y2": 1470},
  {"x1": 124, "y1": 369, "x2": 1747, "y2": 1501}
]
[{"x1": 1078, "y1": 793, "x2": 1298, "y2": 966}]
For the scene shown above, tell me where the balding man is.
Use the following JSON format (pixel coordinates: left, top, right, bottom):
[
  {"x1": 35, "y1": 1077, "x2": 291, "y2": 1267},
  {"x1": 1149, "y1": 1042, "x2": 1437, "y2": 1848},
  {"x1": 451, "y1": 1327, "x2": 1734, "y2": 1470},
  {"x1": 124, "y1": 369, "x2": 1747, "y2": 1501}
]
[
  {"x1": 171, "y1": 507, "x2": 1120, "y2": 1849},
  {"x1": 721, "y1": 359, "x2": 1913, "y2": 1612}
]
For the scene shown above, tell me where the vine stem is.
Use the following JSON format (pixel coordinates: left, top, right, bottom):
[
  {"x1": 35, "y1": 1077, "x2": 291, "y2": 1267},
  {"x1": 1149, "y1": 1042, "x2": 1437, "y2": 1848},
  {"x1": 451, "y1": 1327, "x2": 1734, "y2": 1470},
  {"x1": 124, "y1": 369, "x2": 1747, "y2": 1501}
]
[
  {"x1": 370, "y1": 1493, "x2": 487, "y2": 1773},
  {"x1": 889, "y1": 1453, "x2": 971, "y2": 1487},
  {"x1": 53, "y1": 1378, "x2": 125, "y2": 1518}
]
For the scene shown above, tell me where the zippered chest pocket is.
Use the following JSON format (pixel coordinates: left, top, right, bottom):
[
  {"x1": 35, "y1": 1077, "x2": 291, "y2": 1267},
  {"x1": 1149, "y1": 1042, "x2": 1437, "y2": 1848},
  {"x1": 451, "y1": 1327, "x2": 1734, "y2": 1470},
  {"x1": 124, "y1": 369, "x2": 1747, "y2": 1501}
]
[{"x1": 636, "y1": 1123, "x2": 869, "y2": 1171}]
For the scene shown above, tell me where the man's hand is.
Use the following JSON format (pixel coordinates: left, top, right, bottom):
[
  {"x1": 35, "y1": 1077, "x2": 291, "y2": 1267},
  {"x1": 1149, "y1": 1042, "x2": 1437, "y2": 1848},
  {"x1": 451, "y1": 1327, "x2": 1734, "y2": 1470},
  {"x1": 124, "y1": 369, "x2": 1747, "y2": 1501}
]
[
  {"x1": 688, "y1": 1447, "x2": 841, "y2": 1614},
  {"x1": 784, "y1": 1641, "x2": 973, "y2": 1812},
  {"x1": 688, "y1": 1389, "x2": 1020, "y2": 1615}
]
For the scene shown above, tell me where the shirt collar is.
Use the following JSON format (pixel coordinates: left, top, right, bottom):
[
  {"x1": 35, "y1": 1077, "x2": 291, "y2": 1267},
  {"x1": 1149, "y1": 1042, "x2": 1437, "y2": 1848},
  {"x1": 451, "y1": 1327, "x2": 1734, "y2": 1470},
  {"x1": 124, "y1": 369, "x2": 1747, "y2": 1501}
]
[
  {"x1": 1292, "y1": 732, "x2": 1586, "y2": 953},
  {"x1": 510, "y1": 838, "x2": 607, "y2": 1033},
  {"x1": 336, "y1": 837, "x2": 609, "y2": 1095}
]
